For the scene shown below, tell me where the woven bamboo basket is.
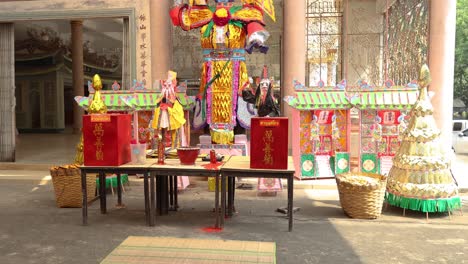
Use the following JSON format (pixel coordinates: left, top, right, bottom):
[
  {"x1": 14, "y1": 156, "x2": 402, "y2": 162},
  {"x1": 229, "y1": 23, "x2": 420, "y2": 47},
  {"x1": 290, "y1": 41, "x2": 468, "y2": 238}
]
[
  {"x1": 335, "y1": 172, "x2": 387, "y2": 219},
  {"x1": 50, "y1": 165, "x2": 96, "y2": 208}
]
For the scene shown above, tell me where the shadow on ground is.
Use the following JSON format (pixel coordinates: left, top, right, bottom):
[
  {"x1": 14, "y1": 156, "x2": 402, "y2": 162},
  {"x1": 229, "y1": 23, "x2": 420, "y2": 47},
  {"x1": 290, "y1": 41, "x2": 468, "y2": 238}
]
[{"x1": 1, "y1": 178, "x2": 467, "y2": 264}]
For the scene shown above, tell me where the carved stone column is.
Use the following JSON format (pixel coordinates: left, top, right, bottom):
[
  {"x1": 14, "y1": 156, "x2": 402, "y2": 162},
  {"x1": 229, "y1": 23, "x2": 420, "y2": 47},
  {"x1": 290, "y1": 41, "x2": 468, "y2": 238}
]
[
  {"x1": 428, "y1": 0, "x2": 457, "y2": 149},
  {"x1": 71, "y1": 20, "x2": 84, "y2": 133},
  {"x1": 150, "y1": 0, "x2": 172, "y2": 83},
  {"x1": 0, "y1": 23, "x2": 15, "y2": 161}
]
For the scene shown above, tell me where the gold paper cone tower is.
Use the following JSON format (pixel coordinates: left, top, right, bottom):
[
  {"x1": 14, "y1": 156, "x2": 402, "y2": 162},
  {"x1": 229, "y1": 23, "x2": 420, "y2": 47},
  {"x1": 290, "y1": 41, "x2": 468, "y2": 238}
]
[{"x1": 385, "y1": 65, "x2": 461, "y2": 213}]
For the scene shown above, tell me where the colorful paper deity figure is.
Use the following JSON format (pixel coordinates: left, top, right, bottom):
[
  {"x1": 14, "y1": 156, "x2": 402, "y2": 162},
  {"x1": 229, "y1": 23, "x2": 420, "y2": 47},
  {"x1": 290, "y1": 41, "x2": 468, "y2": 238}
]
[
  {"x1": 170, "y1": 0, "x2": 273, "y2": 144},
  {"x1": 371, "y1": 116, "x2": 382, "y2": 142},
  {"x1": 242, "y1": 65, "x2": 280, "y2": 117},
  {"x1": 397, "y1": 114, "x2": 408, "y2": 140},
  {"x1": 331, "y1": 114, "x2": 340, "y2": 140},
  {"x1": 310, "y1": 115, "x2": 319, "y2": 141},
  {"x1": 151, "y1": 71, "x2": 186, "y2": 148}
]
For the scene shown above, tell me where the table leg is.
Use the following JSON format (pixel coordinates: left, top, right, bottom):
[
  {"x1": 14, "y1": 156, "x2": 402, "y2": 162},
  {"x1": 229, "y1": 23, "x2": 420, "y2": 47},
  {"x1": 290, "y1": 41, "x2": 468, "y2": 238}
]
[
  {"x1": 116, "y1": 173, "x2": 122, "y2": 206},
  {"x1": 232, "y1": 177, "x2": 236, "y2": 213},
  {"x1": 220, "y1": 173, "x2": 226, "y2": 228},
  {"x1": 228, "y1": 177, "x2": 233, "y2": 217},
  {"x1": 81, "y1": 170, "x2": 88, "y2": 225},
  {"x1": 288, "y1": 175, "x2": 294, "y2": 232},
  {"x1": 99, "y1": 172, "x2": 107, "y2": 214},
  {"x1": 174, "y1": 176, "x2": 179, "y2": 211},
  {"x1": 164, "y1": 176, "x2": 169, "y2": 215},
  {"x1": 156, "y1": 175, "x2": 162, "y2": 216},
  {"x1": 169, "y1": 175, "x2": 174, "y2": 210},
  {"x1": 215, "y1": 172, "x2": 220, "y2": 228},
  {"x1": 151, "y1": 172, "x2": 158, "y2": 226},
  {"x1": 143, "y1": 170, "x2": 150, "y2": 225}
]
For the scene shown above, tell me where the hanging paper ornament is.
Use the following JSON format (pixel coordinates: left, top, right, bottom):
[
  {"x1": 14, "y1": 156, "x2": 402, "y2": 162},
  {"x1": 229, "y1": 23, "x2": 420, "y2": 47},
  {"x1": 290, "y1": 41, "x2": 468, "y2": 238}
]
[
  {"x1": 384, "y1": 79, "x2": 394, "y2": 88},
  {"x1": 112, "y1": 81, "x2": 121, "y2": 91},
  {"x1": 318, "y1": 80, "x2": 325, "y2": 88}
]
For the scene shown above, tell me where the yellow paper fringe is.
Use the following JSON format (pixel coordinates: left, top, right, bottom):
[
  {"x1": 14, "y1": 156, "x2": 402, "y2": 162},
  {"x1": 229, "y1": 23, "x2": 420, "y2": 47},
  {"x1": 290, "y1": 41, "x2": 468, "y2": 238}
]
[{"x1": 211, "y1": 130, "x2": 234, "y2": 144}]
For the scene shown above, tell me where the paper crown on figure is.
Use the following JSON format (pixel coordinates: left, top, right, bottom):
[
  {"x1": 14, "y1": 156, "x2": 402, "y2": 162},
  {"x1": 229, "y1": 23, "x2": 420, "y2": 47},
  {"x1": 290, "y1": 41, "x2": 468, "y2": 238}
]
[{"x1": 260, "y1": 65, "x2": 271, "y2": 85}]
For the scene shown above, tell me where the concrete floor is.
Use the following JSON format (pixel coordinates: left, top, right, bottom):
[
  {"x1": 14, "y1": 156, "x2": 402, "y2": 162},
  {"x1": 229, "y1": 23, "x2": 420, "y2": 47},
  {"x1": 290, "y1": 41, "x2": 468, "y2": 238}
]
[
  {"x1": 0, "y1": 177, "x2": 467, "y2": 264},
  {"x1": 1, "y1": 132, "x2": 468, "y2": 263}
]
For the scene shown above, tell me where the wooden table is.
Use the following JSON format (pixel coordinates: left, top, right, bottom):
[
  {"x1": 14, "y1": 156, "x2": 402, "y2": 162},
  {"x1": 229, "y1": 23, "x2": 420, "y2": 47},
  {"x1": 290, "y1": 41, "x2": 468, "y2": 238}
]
[
  {"x1": 149, "y1": 158, "x2": 224, "y2": 228},
  {"x1": 220, "y1": 156, "x2": 296, "y2": 231},
  {"x1": 80, "y1": 160, "x2": 157, "y2": 226},
  {"x1": 80, "y1": 158, "x2": 224, "y2": 227}
]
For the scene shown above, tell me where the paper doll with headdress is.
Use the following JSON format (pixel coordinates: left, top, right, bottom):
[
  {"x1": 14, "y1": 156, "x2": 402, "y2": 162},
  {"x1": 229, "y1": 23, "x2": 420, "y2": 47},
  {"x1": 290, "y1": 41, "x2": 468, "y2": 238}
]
[{"x1": 371, "y1": 116, "x2": 382, "y2": 142}]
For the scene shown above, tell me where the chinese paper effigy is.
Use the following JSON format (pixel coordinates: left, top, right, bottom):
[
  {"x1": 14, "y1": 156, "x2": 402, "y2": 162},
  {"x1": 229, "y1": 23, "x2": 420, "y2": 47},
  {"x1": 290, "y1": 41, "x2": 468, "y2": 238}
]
[{"x1": 170, "y1": 0, "x2": 271, "y2": 144}]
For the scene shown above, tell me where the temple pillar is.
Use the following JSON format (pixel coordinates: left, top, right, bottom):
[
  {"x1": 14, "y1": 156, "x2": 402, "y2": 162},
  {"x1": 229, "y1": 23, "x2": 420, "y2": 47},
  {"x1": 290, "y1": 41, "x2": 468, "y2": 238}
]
[
  {"x1": 150, "y1": 0, "x2": 172, "y2": 84},
  {"x1": 283, "y1": 0, "x2": 306, "y2": 149},
  {"x1": 0, "y1": 23, "x2": 15, "y2": 161},
  {"x1": 122, "y1": 17, "x2": 131, "y2": 89},
  {"x1": 71, "y1": 20, "x2": 84, "y2": 133},
  {"x1": 428, "y1": 0, "x2": 456, "y2": 150}
]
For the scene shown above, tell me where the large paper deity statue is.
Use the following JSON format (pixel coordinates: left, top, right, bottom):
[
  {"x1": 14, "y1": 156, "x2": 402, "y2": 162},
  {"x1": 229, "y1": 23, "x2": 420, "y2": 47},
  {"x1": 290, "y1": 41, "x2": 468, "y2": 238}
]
[
  {"x1": 170, "y1": 0, "x2": 273, "y2": 144},
  {"x1": 385, "y1": 65, "x2": 461, "y2": 214}
]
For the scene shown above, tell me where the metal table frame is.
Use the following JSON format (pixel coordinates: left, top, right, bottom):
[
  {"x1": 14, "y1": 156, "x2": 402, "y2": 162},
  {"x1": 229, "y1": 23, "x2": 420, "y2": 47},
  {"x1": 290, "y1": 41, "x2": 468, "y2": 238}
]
[
  {"x1": 149, "y1": 160, "x2": 223, "y2": 228},
  {"x1": 80, "y1": 159, "x2": 223, "y2": 228},
  {"x1": 80, "y1": 164, "x2": 154, "y2": 226},
  {"x1": 220, "y1": 156, "x2": 295, "y2": 231}
]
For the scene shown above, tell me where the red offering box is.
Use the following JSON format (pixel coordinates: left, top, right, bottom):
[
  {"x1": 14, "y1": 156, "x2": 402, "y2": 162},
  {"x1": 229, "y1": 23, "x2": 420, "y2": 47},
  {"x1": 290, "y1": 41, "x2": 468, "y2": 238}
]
[
  {"x1": 83, "y1": 114, "x2": 132, "y2": 166},
  {"x1": 250, "y1": 117, "x2": 288, "y2": 169}
]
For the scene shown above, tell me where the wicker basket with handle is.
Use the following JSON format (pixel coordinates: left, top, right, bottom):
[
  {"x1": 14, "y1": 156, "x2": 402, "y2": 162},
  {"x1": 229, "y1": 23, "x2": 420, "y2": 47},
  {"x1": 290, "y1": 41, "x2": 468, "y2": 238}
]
[
  {"x1": 335, "y1": 172, "x2": 387, "y2": 219},
  {"x1": 50, "y1": 164, "x2": 96, "y2": 208}
]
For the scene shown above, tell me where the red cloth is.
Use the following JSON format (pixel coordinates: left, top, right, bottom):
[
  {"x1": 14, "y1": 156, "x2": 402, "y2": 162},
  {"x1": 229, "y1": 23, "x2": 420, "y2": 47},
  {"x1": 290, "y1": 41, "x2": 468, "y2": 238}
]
[
  {"x1": 250, "y1": 117, "x2": 288, "y2": 169},
  {"x1": 83, "y1": 114, "x2": 132, "y2": 166}
]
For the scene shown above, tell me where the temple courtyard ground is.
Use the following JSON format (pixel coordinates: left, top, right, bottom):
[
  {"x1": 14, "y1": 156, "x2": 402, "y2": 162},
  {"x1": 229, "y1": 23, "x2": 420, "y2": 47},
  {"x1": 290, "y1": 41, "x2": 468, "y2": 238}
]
[{"x1": 1, "y1": 133, "x2": 468, "y2": 263}]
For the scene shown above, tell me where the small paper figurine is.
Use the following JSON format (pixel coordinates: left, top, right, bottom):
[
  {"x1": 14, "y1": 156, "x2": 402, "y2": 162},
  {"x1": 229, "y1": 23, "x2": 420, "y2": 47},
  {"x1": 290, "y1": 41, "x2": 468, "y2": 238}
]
[
  {"x1": 332, "y1": 115, "x2": 340, "y2": 140},
  {"x1": 371, "y1": 116, "x2": 382, "y2": 142},
  {"x1": 310, "y1": 115, "x2": 319, "y2": 141},
  {"x1": 151, "y1": 71, "x2": 186, "y2": 149},
  {"x1": 88, "y1": 74, "x2": 107, "y2": 114}
]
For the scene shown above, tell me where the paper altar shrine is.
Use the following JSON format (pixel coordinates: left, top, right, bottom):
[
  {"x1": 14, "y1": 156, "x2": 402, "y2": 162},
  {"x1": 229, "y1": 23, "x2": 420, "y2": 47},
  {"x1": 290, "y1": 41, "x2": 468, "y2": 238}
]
[
  {"x1": 284, "y1": 80, "x2": 419, "y2": 179},
  {"x1": 385, "y1": 66, "x2": 461, "y2": 213}
]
